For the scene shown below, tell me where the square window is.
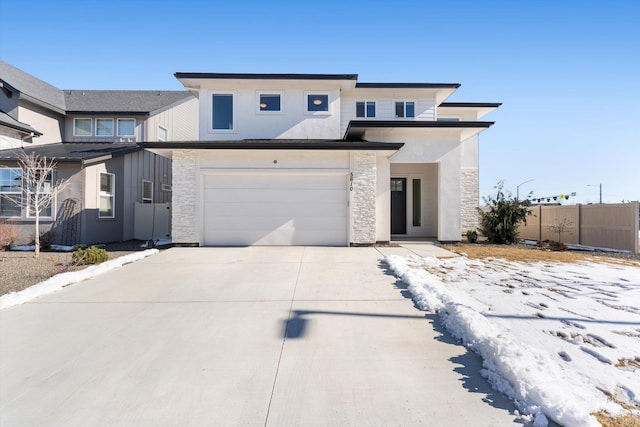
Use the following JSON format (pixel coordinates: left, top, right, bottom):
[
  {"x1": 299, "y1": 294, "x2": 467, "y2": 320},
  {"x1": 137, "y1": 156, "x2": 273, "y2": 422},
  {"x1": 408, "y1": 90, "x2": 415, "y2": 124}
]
[
  {"x1": 259, "y1": 94, "x2": 281, "y2": 112},
  {"x1": 212, "y1": 93, "x2": 234, "y2": 130},
  {"x1": 307, "y1": 94, "x2": 328, "y2": 112},
  {"x1": 395, "y1": 101, "x2": 415, "y2": 118},
  {"x1": 96, "y1": 119, "x2": 114, "y2": 136},
  {"x1": 73, "y1": 118, "x2": 92, "y2": 136},
  {"x1": 117, "y1": 119, "x2": 135, "y2": 136}
]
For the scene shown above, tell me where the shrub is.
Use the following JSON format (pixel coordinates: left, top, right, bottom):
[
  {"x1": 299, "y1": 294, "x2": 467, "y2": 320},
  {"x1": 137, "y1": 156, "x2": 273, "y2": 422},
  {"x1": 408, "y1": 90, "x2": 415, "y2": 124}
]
[
  {"x1": 541, "y1": 240, "x2": 568, "y2": 251},
  {"x1": 466, "y1": 229, "x2": 478, "y2": 243},
  {"x1": 38, "y1": 229, "x2": 57, "y2": 249},
  {"x1": 72, "y1": 246, "x2": 109, "y2": 265},
  {"x1": 0, "y1": 220, "x2": 18, "y2": 250},
  {"x1": 478, "y1": 181, "x2": 531, "y2": 245}
]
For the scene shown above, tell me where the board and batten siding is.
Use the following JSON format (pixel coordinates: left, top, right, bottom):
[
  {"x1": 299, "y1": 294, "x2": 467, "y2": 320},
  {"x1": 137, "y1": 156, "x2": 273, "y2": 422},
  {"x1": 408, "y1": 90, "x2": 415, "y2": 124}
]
[
  {"x1": 122, "y1": 150, "x2": 172, "y2": 240},
  {"x1": 146, "y1": 97, "x2": 198, "y2": 141}
]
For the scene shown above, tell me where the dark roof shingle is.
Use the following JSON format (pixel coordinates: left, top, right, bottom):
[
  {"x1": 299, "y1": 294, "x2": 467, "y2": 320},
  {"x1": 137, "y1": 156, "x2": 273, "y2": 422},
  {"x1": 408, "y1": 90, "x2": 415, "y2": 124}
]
[
  {"x1": 0, "y1": 61, "x2": 66, "y2": 112},
  {"x1": 64, "y1": 90, "x2": 193, "y2": 114},
  {"x1": 0, "y1": 110, "x2": 42, "y2": 136},
  {"x1": 0, "y1": 142, "x2": 140, "y2": 164}
]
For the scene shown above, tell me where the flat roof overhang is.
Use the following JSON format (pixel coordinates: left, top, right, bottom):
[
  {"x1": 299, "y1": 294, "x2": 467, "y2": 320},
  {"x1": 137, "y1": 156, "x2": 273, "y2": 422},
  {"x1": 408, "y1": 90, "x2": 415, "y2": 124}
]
[
  {"x1": 140, "y1": 139, "x2": 404, "y2": 160},
  {"x1": 344, "y1": 120, "x2": 494, "y2": 141}
]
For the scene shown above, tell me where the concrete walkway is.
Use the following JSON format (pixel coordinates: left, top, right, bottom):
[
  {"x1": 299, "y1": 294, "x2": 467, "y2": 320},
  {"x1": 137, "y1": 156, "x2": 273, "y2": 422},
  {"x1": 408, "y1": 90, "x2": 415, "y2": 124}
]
[{"x1": 1, "y1": 246, "x2": 521, "y2": 426}]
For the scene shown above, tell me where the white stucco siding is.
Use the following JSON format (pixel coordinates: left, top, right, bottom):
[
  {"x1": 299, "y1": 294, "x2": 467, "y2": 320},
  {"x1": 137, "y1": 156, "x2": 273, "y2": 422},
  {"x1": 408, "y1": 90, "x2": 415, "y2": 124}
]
[
  {"x1": 375, "y1": 155, "x2": 391, "y2": 242},
  {"x1": 196, "y1": 80, "x2": 349, "y2": 140}
]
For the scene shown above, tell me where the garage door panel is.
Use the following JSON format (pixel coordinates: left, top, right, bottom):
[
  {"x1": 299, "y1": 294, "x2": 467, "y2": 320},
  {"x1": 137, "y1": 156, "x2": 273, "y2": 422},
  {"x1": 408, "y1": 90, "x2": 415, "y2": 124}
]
[
  {"x1": 203, "y1": 172, "x2": 348, "y2": 246},
  {"x1": 204, "y1": 189, "x2": 346, "y2": 204},
  {"x1": 205, "y1": 174, "x2": 346, "y2": 190},
  {"x1": 205, "y1": 202, "x2": 347, "y2": 218}
]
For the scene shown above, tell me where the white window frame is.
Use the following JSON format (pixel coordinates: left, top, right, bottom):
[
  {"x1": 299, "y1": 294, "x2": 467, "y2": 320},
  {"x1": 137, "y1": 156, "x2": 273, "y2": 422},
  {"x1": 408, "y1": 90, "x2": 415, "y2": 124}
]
[
  {"x1": 73, "y1": 118, "x2": 93, "y2": 137},
  {"x1": 25, "y1": 168, "x2": 53, "y2": 219},
  {"x1": 142, "y1": 180, "x2": 153, "y2": 203},
  {"x1": 256, "y1": 91, "x2": 283, "y2": 114},
  {"x1": 210, "y1": 90, "x2": 236, "y2": 133},
  {"x1": 96, "y1": 118, "x2": 114, "y2": 136},
  {"x1": 116, "y1": 118, "x2": 136, "y2": 137},
  {"x1": 0, "y1": 167, "x2": 23, "y2": 218},
  {"x1": 98, "y1": 172, "x2": 115, "y2": 219},
  {"x1": 356, "y1": 101, "x2": 376, "y2": 118},
  {"x1": 304, "y1": 92, "x2": 331, "y2": 115},
  {"x1": 158, "y1": 126, "x2": 168, "y2": 141},
  {"x1": 394, "y1": 101, "x2": 416, "y2": 119}
]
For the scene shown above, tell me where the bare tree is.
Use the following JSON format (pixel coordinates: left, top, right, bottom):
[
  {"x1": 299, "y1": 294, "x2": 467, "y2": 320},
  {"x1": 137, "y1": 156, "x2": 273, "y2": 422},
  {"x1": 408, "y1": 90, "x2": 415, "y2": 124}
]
[
  {"x1": 1, "y1": 151, "x2": 69, "y2": 258},
  {"x1": 547, "y1": 217, "x2": 573, "y2": 244}
]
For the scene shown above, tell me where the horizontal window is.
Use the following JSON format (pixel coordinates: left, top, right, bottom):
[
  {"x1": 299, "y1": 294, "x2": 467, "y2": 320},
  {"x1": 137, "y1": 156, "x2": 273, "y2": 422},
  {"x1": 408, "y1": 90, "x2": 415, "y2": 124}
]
[
  {"x1": 73, "y1": 118, "x2": 92, "y2": 136},
  {"x1": 259, "y1": 93, "x2": 281, "y2": 112},
  {"x1": 117, "y1": 119, "x2": 135, "y2": 136},
  {"x1": 395, "y1": 101, "x2": 415, "y2": 118},
  {"x1": 306, "y1": 93, "x2": 329, "y2": 113},
  {"x1": 96, "y1": 118, "x2": 114, "y2": 136},
  {"x1": 356, "y1": 101, "x2": 376, "y2": 118}
]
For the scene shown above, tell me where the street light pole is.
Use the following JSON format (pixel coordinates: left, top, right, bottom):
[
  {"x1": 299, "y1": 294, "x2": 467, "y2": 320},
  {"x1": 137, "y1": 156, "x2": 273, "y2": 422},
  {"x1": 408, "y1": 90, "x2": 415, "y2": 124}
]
[
  {"x1": 588, "y1": 184, "x2": 603, "y2": 203},
  {"x1": 516, "y1": 179, "x2": 535, "y2": 202}
]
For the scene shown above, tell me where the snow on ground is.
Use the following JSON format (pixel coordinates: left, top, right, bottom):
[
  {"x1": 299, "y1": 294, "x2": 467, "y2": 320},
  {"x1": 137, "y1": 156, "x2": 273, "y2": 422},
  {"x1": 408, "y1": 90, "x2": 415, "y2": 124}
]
[
  {"x1": 0, "y1": 249, "x2": 158, "y2": 309},
  {"x1": 384, "y1": 254, "x2": 640, "y2": 427}
]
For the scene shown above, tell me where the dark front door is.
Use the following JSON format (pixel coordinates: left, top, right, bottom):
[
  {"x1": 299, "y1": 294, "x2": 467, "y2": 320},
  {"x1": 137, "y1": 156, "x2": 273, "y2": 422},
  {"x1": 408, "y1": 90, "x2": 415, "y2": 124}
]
[{"x1": 390, "y1": 178, "x2": 406, "y2": 234}]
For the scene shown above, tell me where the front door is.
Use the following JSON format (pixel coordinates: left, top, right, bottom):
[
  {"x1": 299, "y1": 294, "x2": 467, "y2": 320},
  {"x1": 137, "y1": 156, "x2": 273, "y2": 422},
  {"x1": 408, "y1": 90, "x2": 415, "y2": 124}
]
[{"x1": 390, "y1": 178, "x2": 406, "y2": 234}]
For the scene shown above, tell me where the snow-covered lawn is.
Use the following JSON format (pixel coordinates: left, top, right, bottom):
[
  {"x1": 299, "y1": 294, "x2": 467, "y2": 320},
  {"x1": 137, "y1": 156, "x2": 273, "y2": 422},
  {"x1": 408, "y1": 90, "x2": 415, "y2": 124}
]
[{"x1": 385, "y1": 254, "x2": 640, "y2": 427}]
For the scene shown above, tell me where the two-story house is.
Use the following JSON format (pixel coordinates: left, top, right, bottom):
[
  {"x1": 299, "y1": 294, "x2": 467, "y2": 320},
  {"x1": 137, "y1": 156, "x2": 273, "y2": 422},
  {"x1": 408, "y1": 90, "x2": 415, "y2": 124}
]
[
  {"x1": 0, "y1": 61, "x2": 198, "y2": 245},
  {"x1": 143, "y1": 73, "x2": 499, "y2": 246}
]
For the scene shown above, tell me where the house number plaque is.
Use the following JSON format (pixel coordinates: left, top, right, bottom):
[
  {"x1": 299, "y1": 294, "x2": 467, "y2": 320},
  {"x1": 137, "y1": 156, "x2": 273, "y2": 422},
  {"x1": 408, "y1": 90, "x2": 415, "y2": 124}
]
[{"x1": 349, "y1": 172, "x2": 353, "y2": 191}]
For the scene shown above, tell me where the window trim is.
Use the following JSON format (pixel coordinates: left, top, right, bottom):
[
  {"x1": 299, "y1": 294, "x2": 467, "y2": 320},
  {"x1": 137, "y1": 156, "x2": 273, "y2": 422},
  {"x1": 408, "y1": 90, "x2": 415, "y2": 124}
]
[
  {"x1": 98, "y1": 172, "x2": 115, "y2": 219},
  {"x1": 142, "y1": 180, "x2": 153, "y2": 204},
  {"x1": 25, "y1": 168, "x2": 53, "y2": 219},
  {"x1": 116, "y1": 118, "x2": 136, "y2": 137},
  {"x1": 158, "y1": 125, "x2": 168, "y2": 141},
  {"x1": 256, "y1": 91, "x2": 283, "y2": 114},
  {"x1": 0, "y1": 167, "x2": 22, "y2": 218},
  {"x1": 356, "y1": 101, "x2": 376, "y2": 118},
  {"x1": 394, "y1": 101, "x2": 416, "y2": 119},
  {"x1": 73, "y1": 118, "x2": 93, "y2": 137},
  {"x1": 96, "y1": 118, "x2": 114, "y2": 136},
  {"x1": 210, "y1": 90, "x2": 236, "y2": 133},
  {"x1": 304, "y1": 92, "x2": 331, "y2": 115}
]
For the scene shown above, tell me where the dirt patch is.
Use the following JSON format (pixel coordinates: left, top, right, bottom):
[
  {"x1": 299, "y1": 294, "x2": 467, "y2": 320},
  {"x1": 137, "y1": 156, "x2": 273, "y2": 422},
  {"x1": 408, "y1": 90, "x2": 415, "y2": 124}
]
[
  {"x1": 442, "y1": 244, "x2": 640, "y2": 267},
  {"x1": 0, "y1": 240, "x2": 151, "y2": 297},
  {"x1": 593, "y1": 411, "x2": 640, "y2": 427}
]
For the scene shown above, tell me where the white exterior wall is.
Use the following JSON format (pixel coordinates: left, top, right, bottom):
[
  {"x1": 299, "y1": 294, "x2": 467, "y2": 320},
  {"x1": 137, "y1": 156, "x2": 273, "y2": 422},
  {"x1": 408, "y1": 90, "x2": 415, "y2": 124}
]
[
  {"x1": 375, "y1": 155, "x2": 391, "y2": 242},
  {"x1": 196, "y1": 80, "x2": 348, "y2": 140},
  {"x1": 147, "y1": 97, "x2": 198, "y2": 141},
  {"x1": 340, "y1": 90, "x2": 437, "y2": 136},
  {"x1": 0, "y1": 127, "x2": 23, "y2": 150},
  {"x1": 389, "y1": 163, "x2": 439, "y2": 237},
  {"x1": 172, "y1": 150, "x2": 198, "y2": 244}
]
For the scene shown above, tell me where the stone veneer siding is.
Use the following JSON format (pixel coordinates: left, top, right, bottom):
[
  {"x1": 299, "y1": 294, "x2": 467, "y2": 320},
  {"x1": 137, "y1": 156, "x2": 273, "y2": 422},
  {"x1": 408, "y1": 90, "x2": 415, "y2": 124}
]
[
  {"x1": 351, "y1": 152, "x2": 377, "y2": 244},
  {"x1": 172, "y1": 150, "x2": 198, "y2": 244},
  {"x1": 460, "y1": 168, "x2": 480, "y2": 233}
]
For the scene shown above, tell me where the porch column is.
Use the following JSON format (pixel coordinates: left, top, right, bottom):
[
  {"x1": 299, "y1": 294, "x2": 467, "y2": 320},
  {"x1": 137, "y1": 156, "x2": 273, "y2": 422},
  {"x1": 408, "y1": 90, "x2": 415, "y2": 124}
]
[
  {"x1": 172, "y1": 150, "x2": 198, "y2": 245},
  {"x1": 350, "y1": 151, "x2": 377, "y2": 245}
]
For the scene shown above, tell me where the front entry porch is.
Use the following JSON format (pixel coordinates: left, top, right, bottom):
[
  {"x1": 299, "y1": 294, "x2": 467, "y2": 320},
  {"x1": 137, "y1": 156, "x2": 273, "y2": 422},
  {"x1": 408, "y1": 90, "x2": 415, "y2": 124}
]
[{"x1": 389, "y1": 163, "x2": 438, "y2": 239}]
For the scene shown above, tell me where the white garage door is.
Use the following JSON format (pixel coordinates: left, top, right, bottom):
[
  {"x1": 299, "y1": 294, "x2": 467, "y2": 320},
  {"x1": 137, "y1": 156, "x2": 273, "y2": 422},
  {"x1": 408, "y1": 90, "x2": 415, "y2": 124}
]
[{"x1": 203, "y1": 172, "x2": 348, "y2": 246}]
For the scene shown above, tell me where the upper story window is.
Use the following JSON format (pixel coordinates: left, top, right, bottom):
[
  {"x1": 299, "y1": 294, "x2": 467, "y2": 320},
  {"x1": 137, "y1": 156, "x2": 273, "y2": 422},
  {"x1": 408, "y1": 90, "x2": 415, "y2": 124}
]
[
  {"x1": 96, "y1": 118, "x2": 114, "y2": 136},
  {"x1": 395, "y1": 101, "x2": 415, "y2": 118},
  {"x1": 0, "y1": 168, "x2": 22, "y2": 217},
  {"x1": 258, "y1": 93, "x2": 282, "y2": 113},
  {"x1": 211, "y1": 92, "x2": 234, "y2": 131},
  {"x1": 306, "y1": 93, "x2": 329, "y2": 113},
  {"x1": 158, "y1": 126, "x2": 168, "y2": 141},
  {"x1": 117, "y1": 119, "x2": 135, "y2": 137},
  {"x1": 356, "y1": 101, "x2": 376, "y2": 118},
  {"x1": 73, "y1": 118, "x2": 92, "y2": 136}
]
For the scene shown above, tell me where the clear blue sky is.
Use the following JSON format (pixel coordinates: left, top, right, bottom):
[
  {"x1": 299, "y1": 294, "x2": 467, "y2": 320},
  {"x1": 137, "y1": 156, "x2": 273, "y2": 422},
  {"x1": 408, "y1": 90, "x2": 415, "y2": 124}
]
[{"x1": 1, "y1": 0, "x2": 638, "y2": 204}]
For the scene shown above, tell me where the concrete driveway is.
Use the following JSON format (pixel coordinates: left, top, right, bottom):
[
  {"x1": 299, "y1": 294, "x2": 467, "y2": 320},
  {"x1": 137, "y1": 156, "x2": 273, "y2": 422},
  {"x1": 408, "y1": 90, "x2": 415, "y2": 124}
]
[{"x1": 1, "y1": 246, "x2": 521, "y2": 426}]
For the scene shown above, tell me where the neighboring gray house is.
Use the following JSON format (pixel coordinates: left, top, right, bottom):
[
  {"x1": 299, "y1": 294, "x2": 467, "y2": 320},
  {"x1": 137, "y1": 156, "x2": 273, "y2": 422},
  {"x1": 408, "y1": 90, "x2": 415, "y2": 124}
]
[{"x1": 0, "y1": 61, "x2": 198, "y2": 245}]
